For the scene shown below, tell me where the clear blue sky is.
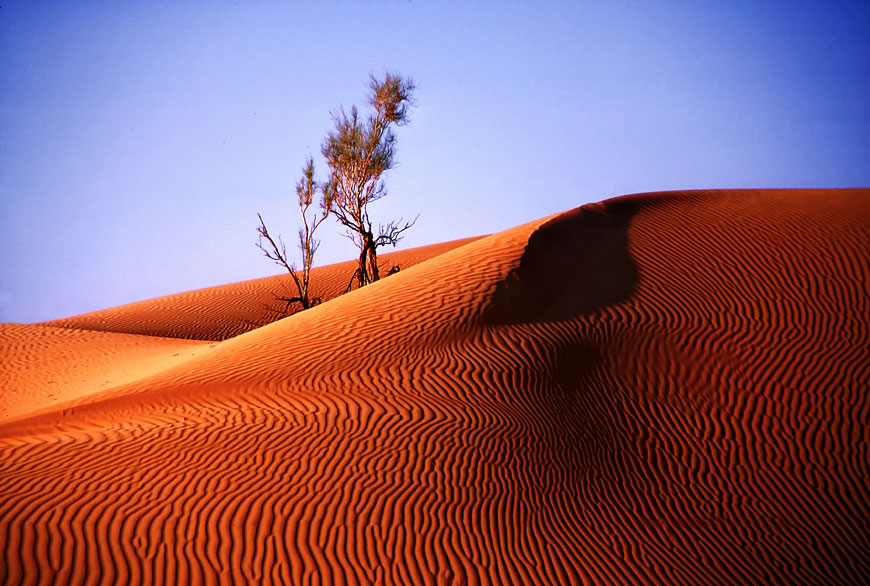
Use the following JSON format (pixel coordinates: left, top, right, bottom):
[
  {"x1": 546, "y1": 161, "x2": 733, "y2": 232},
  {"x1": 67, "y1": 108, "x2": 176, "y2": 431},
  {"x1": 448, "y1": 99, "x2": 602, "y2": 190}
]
[{"x1": 2, "y1": 1, "x2": 868, "y2": 323}]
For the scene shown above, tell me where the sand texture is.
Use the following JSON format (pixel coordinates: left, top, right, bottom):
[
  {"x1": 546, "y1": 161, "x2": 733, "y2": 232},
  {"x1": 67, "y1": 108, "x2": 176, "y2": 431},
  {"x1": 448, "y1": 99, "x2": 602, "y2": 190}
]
[
  {"x1": 44, "y1": 237, "x2": 482, "y2": 341},
  {"x1": 1, "y1": 189, "x2": 868, "y2": 585}
]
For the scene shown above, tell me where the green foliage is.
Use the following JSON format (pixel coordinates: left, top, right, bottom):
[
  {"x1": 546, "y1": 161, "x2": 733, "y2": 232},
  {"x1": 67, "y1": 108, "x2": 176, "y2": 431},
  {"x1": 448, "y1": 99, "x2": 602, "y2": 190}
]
[
  {"x1": 256, "y1": 71, "x2": 417, "y2": 316},
  {"x1": 321, "y1": 72, "x2": 417, "y2": 288}
]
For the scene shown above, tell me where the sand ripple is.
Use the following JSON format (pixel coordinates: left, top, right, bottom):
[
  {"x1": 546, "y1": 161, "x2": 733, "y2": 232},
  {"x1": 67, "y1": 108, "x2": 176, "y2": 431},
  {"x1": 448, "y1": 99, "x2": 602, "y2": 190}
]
[{"x1": 2, "y1": 190, "x2": 868, "y2": 584}]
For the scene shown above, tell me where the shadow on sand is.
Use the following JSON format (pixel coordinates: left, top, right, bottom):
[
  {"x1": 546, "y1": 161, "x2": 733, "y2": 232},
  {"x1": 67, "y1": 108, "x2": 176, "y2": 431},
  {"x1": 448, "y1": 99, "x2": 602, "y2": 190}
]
[{"x1": 485, "y1": 197, "x2": 639, "y2": 324}]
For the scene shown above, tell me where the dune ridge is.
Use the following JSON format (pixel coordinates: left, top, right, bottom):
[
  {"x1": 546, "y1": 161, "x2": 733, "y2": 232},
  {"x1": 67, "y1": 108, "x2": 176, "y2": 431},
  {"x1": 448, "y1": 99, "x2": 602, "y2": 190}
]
[
  {"x1": 1, "y1": 189, "x2": 868, "y2": 585},
  {"x1": 43, "y1": 236, "x2": 483, "y2": 341}
]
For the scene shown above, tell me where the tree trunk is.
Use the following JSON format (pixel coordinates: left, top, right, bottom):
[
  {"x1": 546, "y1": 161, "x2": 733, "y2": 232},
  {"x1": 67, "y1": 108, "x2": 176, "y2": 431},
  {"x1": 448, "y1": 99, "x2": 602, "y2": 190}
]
[
  {"x1": 356, "y1": 232, "x2": 379, "y2": 288},
  {"x1": 368, "y1": 244, "x2": 379, "y2": 283},
  {"x1": 357, "y1": 244, "x2": 369, "y2": 288}
]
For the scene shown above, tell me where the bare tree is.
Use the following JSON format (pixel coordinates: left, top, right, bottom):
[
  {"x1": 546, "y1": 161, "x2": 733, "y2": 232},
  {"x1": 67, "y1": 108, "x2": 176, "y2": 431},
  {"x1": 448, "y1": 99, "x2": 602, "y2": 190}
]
[
  {"x1": 321, "y1": 72, "x2": 417, "y2": 289},
  {"x1": 257, "y1": 156, "x2": 329, "y2": 312}
]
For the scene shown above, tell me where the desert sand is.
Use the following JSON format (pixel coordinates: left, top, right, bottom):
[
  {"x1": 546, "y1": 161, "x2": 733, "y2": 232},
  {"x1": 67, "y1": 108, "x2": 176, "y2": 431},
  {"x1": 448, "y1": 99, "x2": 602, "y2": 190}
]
[{"x1": 1, "y1": 189, "x2": 868, "y2": 585}]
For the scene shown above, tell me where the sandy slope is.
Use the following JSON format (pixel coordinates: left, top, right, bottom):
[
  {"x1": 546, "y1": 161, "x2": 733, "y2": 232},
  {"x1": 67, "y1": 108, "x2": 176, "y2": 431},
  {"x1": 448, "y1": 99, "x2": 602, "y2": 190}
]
[
  {"x1": 43, "y1": 237, "x2": 482, "y2": 341},
  {"x1": 1, "y1": 189, "x2": 868, "y2": 585},
  {"x1": 0, "y1": 324, "x2": 208, "y2": 423}
]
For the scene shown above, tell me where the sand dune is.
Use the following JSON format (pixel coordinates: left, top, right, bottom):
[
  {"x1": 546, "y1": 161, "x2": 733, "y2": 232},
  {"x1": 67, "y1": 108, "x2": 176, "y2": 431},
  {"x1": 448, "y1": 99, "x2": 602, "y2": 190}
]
[
  {"x1": 44, "y1": 237, "x2": 482, "y2": 341},
  {"x1": 1, "y1": 189, "x2": 868, "y2": 585},
  {"x1": 0, "y1": 324, "x2": 208, "y2": 423}
]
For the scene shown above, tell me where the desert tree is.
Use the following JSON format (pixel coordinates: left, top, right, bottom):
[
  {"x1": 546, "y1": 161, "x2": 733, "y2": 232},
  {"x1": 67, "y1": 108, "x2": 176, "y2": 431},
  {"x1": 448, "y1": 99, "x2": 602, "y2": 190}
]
[
  {"x1": 321, "y1": 72, "x2": 417, "y2": 289},
  {"x1": 257, "y1": 156, "x2": 328, "y2": 313}
]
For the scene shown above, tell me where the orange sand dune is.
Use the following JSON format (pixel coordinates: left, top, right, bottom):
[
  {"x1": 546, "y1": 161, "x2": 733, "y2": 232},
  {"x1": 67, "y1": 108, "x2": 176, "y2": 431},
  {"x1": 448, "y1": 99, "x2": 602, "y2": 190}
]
[
  {"x1": 0, "y1": 324, "x2": 208, "y2": 423},
  {"x1": 1, "y1": 189, "x2": 868, "y2": 585},
  {"x1": 44, "y1": 236, "x2": 482, "y2": 341}
]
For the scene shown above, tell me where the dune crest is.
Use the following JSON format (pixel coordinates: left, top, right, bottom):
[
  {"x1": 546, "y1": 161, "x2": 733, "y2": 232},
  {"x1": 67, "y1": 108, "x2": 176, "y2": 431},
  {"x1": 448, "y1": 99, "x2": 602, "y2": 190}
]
[
  {"x1": 2, "y1": 189, "x2": 868, "y2": 585},
  {"x1": 43, "y1": 236, "x2": 483, "y2": 341}
]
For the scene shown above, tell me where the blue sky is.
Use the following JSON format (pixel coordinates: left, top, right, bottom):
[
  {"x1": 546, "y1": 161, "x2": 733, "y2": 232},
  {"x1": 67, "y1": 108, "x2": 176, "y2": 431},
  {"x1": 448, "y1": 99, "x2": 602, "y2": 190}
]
[{"x1": 2, "y1": 0, "x2": 868, "y2": 323}]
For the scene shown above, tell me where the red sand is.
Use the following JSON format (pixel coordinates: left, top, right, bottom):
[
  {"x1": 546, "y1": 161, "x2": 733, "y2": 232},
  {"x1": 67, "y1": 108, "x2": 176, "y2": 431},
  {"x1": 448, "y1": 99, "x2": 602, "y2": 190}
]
[
  {"x1": 1, "y1": 189, "x2": 868, "y2": 584},
  {"x1": 44, "y1": 236, "x2": 482, "y2": 341}
]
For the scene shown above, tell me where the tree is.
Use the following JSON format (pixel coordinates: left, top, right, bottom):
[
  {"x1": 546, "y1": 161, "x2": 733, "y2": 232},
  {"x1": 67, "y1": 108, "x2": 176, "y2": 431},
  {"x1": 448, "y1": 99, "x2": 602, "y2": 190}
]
[
  {"x1": 257, "y1": 156, "x2": 328, "y2": 312},
  {"x1": 321, "y1": 72, "x2": 417, "y2": 289}
]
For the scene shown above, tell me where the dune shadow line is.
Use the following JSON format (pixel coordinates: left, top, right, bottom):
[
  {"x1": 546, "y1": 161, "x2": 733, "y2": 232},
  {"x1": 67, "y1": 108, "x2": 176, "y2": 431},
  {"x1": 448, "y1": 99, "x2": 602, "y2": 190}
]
[{"x1": 485, "y1": 198, "x2": 639, "y2": 324}]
